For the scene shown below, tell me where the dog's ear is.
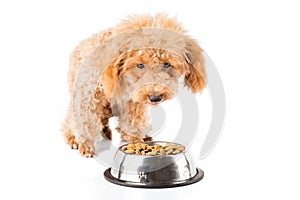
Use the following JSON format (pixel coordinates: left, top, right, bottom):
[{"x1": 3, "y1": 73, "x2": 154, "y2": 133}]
[
  {"x1": 183, "y1": 38, "x2": 207, "y2": 93},
  {"x1": 102, "y1": 61, "x2": 121, "y2": 98},
  {"x1": 102, "y1": 52, "x2": 128, "y2": 97}
]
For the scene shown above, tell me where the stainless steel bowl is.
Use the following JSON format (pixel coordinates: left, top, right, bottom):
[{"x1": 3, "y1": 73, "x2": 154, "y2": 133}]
[{"x1": 104, "y1": 141, "x2": 204, "y2": 188}]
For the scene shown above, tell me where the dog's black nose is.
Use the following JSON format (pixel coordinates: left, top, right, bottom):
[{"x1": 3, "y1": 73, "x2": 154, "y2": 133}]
[{"x1": 149, "y1": 94, "x2": 163, "y2": 102}]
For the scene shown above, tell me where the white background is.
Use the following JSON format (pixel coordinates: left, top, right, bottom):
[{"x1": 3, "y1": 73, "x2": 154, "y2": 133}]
[{"x1": 0, "y1": 0, "x2": 300, "y2": 199}]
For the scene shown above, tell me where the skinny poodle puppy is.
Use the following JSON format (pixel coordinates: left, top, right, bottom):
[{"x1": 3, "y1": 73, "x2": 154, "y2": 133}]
[{"x1": 62, "y1": 14, "x2": 207, "y2": 157}]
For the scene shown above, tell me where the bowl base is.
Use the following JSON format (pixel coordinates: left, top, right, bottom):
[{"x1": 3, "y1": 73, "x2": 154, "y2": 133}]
[{"x1": 103, "y1": 168, "x2": 204, "y2": 188}]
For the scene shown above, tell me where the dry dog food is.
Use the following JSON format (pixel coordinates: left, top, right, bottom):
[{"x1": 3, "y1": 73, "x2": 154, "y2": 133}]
[{"x1": 121, "y1": 143, "x2": 185, "y2": 156}]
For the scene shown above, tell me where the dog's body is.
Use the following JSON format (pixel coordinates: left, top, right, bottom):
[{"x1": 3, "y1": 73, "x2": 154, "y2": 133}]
[{"x1": 63, "y1": 14, "x2": 206, "y2": 157}]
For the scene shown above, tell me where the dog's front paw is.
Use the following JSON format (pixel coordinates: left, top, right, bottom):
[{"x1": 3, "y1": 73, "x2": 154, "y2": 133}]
[
  {"x1": 128, "y1": 136, "x2": 144, "y2": 143},
  {"x1": 122, "y1": 133, "x2": 144, "y2": 143},
  {"x1": 116, "y1": 127, "x2": 144, "y2": 143},
  {"x1": 78, "y1": 142, "x2": 95, "y2": 158}
]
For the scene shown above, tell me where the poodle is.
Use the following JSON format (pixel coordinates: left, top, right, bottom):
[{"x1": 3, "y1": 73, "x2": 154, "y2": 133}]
[{"x1": 62, "y1": 14, "x2": 207, "y2": 157}]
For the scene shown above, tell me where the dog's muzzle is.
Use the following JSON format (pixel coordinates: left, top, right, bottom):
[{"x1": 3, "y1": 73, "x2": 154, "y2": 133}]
[{"x1": 149, "y1": 94, "x2": 163, "y2": 103}]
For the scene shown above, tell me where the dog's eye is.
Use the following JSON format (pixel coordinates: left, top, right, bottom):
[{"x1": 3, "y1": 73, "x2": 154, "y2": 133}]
[
  {"x1": 163, "y1": 63, "x2": 171, "y2": 68},
  {"x1": 137, "y1": 64, "x2": 144, "y2": 69}
]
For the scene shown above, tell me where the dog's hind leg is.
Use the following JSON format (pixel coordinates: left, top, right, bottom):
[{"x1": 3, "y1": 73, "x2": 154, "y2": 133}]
[
  {"x1": 62, "y1": 102, "x2": 96, "y2": 157},
  {"x1": 62, "y1": 103, "x2": 79, "y2": 149}
]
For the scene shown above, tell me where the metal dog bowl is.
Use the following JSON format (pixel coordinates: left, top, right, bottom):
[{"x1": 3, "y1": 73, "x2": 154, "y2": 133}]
[{"x1": 104, "y1": 141, "x2": 204, "y2": 188}]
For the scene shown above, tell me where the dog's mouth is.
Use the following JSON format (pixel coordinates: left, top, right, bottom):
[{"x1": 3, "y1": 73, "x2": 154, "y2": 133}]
[{"x1": 148, "y1": 101, "x2": 161, "y2": 106}]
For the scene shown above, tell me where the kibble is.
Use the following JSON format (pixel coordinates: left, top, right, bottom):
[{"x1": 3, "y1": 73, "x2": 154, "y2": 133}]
[{"x1": 121, "y1": 142, "x2": 185, "y2": 156}]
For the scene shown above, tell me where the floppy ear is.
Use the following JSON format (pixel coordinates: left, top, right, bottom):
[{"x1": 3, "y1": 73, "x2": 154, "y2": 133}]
[
  {"x1": 183, "y1": 39, "x2": 207, "y2": 93},
  {"x1": 102, "y1": 63, "x2": 118, "y2": 98},
  {"x1": 102, "y1": 59, "x2": 123, "y2": 98}
]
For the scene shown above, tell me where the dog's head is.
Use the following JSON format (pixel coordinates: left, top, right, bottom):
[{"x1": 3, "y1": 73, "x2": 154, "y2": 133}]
[{"x1": 102, "y1": 39, "x2": 206, "y2": 105}]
